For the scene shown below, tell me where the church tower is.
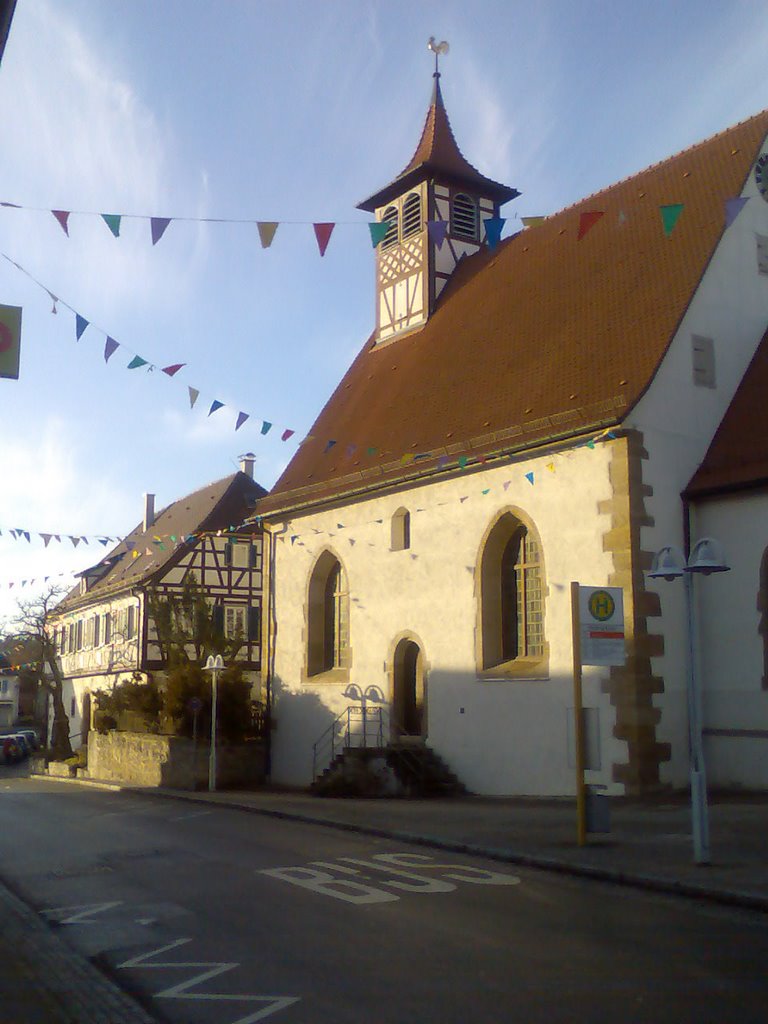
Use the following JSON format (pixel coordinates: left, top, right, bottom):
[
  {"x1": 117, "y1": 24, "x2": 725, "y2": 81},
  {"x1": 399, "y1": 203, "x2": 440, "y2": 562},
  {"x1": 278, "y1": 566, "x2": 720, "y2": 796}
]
[{"x1": 358, "y1": 48, "x2": 519, "y2": 344}]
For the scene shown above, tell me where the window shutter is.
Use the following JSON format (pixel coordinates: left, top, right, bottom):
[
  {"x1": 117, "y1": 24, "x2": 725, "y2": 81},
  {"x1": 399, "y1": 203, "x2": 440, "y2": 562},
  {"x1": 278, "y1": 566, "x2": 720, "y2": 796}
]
[
  {"x1": 248, "y1": 605, "x2": 261, "y2": 641},
  {"x1": 211, "y1": 605, "x2": 224, "y2": 634}
]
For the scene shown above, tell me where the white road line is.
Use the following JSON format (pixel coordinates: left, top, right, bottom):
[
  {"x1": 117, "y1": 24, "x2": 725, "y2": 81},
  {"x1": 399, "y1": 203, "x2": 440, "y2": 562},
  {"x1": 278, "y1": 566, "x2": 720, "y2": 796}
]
[
  {"x1": 40, "y1": 900, "x2": 123, "y2": 924},
  {"x1": 117, "y1": 937, "x2": 299, "y2": 1022},
  {"x1": 170, "y1": 810, "x2": 213, "y2": 821}
]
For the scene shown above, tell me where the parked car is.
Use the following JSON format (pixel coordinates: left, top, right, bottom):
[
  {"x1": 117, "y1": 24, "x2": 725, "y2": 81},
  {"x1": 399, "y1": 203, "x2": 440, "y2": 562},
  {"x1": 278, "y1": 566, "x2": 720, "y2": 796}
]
[
  {"x1": 14, "y1": 728, "x2": 39, "y2": 751},
  {"x1": 0, "y1": 734, "x2": 23, "y2": 764}
]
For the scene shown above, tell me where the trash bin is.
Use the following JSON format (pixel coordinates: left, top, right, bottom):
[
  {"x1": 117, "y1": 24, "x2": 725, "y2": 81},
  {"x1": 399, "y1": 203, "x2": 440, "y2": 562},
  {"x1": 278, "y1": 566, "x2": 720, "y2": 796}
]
[{"x1": 585, "y1": 785, "x2": 611, "y2": 833}]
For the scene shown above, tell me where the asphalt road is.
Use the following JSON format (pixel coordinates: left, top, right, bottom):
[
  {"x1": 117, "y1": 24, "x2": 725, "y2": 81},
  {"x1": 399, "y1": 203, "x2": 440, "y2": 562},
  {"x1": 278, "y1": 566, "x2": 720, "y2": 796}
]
[{"x1": 1, "y1": 775, "x2": 767, "y2": 1024}]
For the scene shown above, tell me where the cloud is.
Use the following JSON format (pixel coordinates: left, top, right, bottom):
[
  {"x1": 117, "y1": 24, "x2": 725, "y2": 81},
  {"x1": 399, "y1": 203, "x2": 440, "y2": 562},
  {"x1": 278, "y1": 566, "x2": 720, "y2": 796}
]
[{"x1": 0, "y1": 0, "x2": 210, "y2": 315}]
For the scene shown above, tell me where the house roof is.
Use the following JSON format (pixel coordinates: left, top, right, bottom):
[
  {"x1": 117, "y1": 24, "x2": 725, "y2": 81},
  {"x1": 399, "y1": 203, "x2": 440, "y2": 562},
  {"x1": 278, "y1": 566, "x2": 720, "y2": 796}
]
[
  {"x1": 685, "y1": 327, "x2": 768, "y2": 499},
  {"x1": 357, "y1": 75, "x2": 519, "y2": 212},
  {"x1": 53, "y1": 471, "x2": 266, "y2": 616},
  {"x1": 259, "y1": 107, "x2": 768, "y2": 519}
]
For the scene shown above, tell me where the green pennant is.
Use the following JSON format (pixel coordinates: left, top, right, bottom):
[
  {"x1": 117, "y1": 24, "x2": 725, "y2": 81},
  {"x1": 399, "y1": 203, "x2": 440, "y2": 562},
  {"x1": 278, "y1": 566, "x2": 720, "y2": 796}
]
[
  {"x1": 127, "y1": 355, "x2": 148, "y2": 369},
  {"x1": 369, "y1": 221, "x2": 389, "y2": 248},
  {"x1": 660, "y1": 203, "x2": 683, "y2": 237},
  {"x1": 101, "y1": 213, "x2": 122, "y2": 237}
]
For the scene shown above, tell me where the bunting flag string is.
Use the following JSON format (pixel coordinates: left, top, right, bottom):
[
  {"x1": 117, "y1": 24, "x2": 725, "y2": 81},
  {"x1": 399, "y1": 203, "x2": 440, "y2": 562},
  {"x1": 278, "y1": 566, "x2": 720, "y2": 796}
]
[
  {"x1": 276, "y1": 428, "x2": 619, "y2": 550},
  {"x1": 1, "y1": 200, "x2": 406, "y2": 251},
  {"x1": 0, "y1": 250, "x2": 301, "y2": 444},
  {"x1": 0, "y1": 527, "x2": 121, "y2": 547},
  {"x1": 1, "y1": 429, "x2": 618, "y2": 587}
]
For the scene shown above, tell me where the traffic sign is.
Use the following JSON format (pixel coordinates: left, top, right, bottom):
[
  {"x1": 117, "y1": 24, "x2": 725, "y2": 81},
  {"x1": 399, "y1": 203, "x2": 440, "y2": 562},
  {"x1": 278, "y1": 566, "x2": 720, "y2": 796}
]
[{"x1": 578, "y1": 586, "x2": 625, "y2": 666}]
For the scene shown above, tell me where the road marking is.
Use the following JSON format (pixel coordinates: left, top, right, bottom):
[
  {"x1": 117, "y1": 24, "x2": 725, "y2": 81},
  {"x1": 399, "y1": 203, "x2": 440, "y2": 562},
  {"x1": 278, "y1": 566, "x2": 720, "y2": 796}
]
[
  {"x1": 259, "y1": 865, "x2": 399, "y2": 904},
  {"x1": 135, "y1": 917, "x2": 157, "y2": 925},
  {"x1": 40, "y1": 900, "x2": 123, "y2": 924},
  {"x1": 259, "y1": 852, "x2": 520, "y2": 903},
  {"x1": 170, "y1": 810, "x2": 213, "y2": 821},
  {"x1": 117, "y1": 937, "x2": 299, "y2": 1022}
]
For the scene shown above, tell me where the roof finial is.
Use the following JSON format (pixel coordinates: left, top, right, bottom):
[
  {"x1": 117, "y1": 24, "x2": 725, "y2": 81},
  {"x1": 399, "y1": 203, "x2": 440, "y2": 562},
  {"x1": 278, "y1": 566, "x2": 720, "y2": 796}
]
[{"x1": 427, "y1": 36, "x2": 449, "y2": 78}]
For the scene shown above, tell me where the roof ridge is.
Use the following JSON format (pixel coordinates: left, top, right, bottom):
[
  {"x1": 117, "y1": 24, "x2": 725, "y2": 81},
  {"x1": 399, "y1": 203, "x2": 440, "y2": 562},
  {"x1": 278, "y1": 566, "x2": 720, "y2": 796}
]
[{"x1": 531, "y1": 107, "x2": 768, "y2": 224}]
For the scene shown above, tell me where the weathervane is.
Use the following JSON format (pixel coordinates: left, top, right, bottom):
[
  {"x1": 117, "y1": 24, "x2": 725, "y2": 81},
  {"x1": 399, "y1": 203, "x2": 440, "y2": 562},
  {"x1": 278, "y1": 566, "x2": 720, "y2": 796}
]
[{"x1": 427, "y1": 36, "x2": 449, "y2": 76}]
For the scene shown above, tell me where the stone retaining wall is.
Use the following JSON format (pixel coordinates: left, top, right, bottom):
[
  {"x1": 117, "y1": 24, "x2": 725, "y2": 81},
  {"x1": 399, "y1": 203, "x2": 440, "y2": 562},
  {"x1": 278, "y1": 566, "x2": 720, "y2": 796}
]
[{"x1": 88, "y1": 731, "x2": 265, "y2": 789}]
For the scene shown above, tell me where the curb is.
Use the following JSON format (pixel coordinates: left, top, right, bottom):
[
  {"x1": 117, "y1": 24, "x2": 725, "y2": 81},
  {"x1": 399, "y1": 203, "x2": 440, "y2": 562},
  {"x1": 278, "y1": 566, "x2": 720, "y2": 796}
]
[
  {"x1": 39, "y1": 773, "x2": 768, "y2": 915},
  {"x1": 0, "y1": 876, "x2": 160, "y2": 1024}
]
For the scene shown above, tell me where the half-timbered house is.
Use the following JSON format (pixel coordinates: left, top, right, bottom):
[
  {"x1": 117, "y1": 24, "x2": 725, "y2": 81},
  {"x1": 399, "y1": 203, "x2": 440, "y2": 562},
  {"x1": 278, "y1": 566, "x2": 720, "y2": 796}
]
[{"x1": 50, "y1": 457, "x2": 266, "y2": 746}]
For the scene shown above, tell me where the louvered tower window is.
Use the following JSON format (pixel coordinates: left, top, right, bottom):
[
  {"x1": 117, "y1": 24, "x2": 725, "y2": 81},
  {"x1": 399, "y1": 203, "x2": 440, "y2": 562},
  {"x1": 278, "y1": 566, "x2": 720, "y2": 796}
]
[
  {"x1": 381, "y1": 206, "x2": 399, "y2": 249},
  {"x1": 402, "y1": 193, "x2": 422, "y2": 238},
  {"x1": 451, "y1": 193, "x2": 478, "y2": 240}
]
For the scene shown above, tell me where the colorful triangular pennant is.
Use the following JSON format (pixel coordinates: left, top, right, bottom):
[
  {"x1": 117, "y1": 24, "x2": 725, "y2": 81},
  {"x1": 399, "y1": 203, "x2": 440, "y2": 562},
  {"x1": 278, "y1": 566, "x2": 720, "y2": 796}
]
[
  {"x1": 577, "y1": 211, "x2": 604, "y2": 240},
  {"x1": 235, "y1": 412, "x2": 249, "y2": 431},
  {"x1": 150, "y1": 217, "x2": 171, "y2": 245},
  {"x1": 75, "y1": 314, "x2": 89, "y2": 340},
  {"x1": 258, "y1": 222, "x2": 278, "y2": 248},
  {"x1": 101, "y1": 213, "x2": 121, "y2": 237},
  {"x1": 660, "y1": 203, "x2": 684, "y2": 237},
  {"x1": 313, "y1": 222, "x2": 334, "y2": 256},
  {"x1": 52, "y1": 210, "x2": 70, "y2": 235},
  {"x1": 104, "y1": 337, "x2": 119, "y2": 362}
]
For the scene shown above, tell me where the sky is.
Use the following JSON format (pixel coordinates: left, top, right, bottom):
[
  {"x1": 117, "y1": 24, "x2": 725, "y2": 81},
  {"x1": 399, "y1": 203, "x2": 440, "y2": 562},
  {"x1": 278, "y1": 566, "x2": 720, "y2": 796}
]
[{"x1": 1, "y1": 0, "x2": 767, "y2": 629}]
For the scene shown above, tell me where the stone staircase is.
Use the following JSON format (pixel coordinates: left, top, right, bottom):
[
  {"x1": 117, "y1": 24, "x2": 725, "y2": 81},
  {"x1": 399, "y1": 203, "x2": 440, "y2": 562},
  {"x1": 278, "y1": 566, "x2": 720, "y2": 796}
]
[{"x1": 311, "y1": 740, "x2": 465, "y2": 798}]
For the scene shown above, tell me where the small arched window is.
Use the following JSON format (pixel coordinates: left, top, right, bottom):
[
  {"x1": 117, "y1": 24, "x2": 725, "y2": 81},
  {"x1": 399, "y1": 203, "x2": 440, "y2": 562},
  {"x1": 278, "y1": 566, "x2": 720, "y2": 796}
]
[
  {"x1": 381, "y1": 206, "x2": 399, "y2": 249},
  {"x1": 451, "y1": 193, "x2": 478, "y2": 240},
  {"x1": 391, "y1": 508, "x2": 411, "y2": 551},
  {"x1": 402, "y1": 193, "x2": 422, "y2": 238},
  {"x1": 480, "y1": 512, "x2": 546, "y2": 671},
  {"x1": 307, "y1": 552, "x2": 349, "y2": 676}
]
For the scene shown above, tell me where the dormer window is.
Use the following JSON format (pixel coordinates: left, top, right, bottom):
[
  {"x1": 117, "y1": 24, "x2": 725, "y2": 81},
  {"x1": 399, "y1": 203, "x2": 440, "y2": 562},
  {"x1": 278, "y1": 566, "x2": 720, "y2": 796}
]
[
  {"x1": 402, "y1": 193, "x2": 422, "y2": 238},
  {"x1": 381, "y1": 206, "x2": 399, "y2": 249},
  {"x1": 451, "y1": 192, "x2": 478, "y2": 240}
]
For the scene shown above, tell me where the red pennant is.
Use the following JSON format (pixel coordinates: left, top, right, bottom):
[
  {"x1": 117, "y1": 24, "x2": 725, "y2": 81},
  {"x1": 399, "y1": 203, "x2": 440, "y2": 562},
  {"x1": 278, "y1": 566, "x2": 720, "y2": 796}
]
[
  {"x1": 52, "y1": 210, "x2": 70, "y2": 236},
  {"x1": 313, "y1": 222, "x2": 334, "y2": 257},
  {"x1": 281, "y1": 429, "x2": 295, "y2": 442},
  {"x1": 577, "y1": 211, "x2": 604, "y2": 240},
  {"x1": 162, "y1": 363, "x2": 185, "y2": 377}
]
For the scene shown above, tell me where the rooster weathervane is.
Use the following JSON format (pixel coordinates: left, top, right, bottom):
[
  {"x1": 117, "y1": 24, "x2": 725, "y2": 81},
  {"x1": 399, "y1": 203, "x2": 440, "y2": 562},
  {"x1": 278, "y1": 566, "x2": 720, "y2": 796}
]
[{"x1": 427, "y1": 36, "x2": 449, "y2": 76}]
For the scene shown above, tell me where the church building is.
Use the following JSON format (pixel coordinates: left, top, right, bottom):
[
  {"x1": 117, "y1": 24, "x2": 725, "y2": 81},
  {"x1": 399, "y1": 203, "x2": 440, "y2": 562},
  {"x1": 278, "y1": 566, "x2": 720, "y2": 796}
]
[{"x1": 255, "y1": 63, "x2": 768, "y2": 797}]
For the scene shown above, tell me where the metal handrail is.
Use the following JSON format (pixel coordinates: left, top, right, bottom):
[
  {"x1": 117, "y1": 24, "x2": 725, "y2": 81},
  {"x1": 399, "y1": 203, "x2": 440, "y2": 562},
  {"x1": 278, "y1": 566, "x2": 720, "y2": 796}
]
[{"x1": 312, "y1": 705, "x2": 385, "y2": 781}]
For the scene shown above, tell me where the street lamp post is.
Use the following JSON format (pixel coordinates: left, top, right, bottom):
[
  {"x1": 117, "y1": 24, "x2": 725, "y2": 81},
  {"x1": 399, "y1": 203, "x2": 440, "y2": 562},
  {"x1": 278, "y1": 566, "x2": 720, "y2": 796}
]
[
  {"x1": 648, "y1": 537, "x2": 730, "y2": 865},
  {"x1": 203, "y1": 654, "x2": 224, "y2": 792}
]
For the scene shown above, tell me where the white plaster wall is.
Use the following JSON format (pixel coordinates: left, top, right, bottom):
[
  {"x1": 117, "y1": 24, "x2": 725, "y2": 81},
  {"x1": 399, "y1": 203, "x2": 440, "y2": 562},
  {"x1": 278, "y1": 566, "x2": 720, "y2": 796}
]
[
  {"x1": 695, "y1": 492, "x2": 768, "y2": 788},
  {"x1": 269, "y1": 443, "x2": 623, "y2": 795},
  {"x1": 630, "y1": 135, "x2": 768, "y2": 787}
]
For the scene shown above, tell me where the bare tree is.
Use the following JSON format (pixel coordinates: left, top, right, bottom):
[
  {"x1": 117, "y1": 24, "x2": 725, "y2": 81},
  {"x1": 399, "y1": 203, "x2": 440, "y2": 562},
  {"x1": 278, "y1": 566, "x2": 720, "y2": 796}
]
[{"x1": 11, "y1": 584, "x2": 73, "y2": 759}]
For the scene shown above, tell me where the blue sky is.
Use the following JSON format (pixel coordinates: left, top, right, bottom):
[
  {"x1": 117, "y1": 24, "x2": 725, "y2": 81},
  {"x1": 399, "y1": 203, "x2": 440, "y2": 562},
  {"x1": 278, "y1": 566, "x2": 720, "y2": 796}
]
[{"x1": 1, "y1": 0, "x2": 767, "y2": 627}]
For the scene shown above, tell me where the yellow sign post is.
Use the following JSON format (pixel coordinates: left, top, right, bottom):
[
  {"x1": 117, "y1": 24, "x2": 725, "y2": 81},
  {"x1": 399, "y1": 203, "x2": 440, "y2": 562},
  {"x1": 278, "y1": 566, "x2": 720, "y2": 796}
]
[{"x1": 571, "y1": 582, "x2": 625, "y2": 846}]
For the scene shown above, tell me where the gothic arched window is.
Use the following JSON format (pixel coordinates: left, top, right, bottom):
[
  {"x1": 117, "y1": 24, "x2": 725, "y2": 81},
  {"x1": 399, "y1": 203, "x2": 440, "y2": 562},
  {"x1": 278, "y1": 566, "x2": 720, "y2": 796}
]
[
  {"x1": 480, "y1": 512, "x2": 546, "y2": 672},
  {"x1": 307, "y1": 552, "x2": 349, "y2": 676}
]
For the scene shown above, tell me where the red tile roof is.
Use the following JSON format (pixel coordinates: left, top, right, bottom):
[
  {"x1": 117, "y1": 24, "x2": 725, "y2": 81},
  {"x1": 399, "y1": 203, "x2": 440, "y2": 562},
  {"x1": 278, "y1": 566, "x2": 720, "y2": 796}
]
[
  {"x1": 54, "y1": 472, "x2": 265, "y2": 614},
  {"x1": 358, "y1": 75, "x2": 519, "y2": 212},
  {"x1": 259, "y1": 109, "x2": 768, "y2": 517},
  {"x1": 685, "y1": 328, "x2": 768, "y2": 499}
]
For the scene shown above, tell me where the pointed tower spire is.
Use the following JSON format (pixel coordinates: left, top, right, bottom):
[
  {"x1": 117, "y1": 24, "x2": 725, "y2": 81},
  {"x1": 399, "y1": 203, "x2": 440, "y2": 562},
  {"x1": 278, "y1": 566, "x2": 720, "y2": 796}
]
[{"x1": 358, "y1": 45, "x2": 520, "y2": 343}]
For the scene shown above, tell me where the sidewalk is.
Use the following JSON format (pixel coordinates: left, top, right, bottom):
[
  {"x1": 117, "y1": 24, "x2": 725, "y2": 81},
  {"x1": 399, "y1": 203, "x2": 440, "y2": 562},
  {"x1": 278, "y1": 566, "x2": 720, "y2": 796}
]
[{"x1": 2, "y1": 777, "x2": 767, "y2": 1024}]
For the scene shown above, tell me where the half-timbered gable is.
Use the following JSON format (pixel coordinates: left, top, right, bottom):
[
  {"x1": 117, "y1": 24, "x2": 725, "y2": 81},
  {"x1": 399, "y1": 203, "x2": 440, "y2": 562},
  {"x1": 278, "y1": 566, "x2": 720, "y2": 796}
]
[{"x1": 50, "y1": 462, "x2": 266, "y2": 745}]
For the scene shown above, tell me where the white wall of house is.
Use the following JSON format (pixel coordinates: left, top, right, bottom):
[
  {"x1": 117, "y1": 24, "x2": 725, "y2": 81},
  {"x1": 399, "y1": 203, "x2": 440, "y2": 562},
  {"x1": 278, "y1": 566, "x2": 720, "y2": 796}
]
[
  {"x1": 692, "y1": 491, "x2": 768, "y2": 788},
  {"x1": 0, "y1": 674, "x2": 19, "y2": 727},
  {"x1": 630, "y1": 136, "x2": 768, "y2": 788},
  {"x1": 268, "y1": 443, "x2": 625, "y2": 796}
]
